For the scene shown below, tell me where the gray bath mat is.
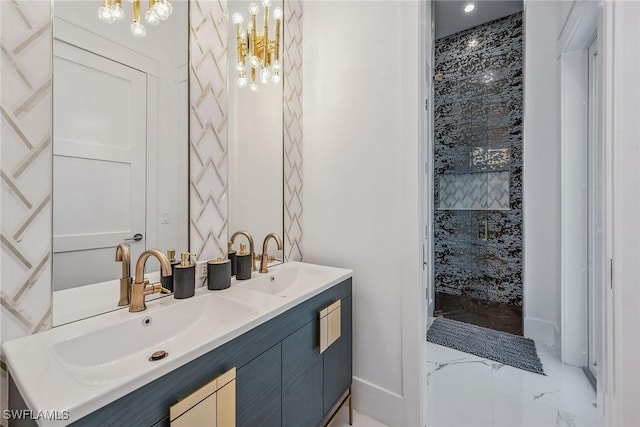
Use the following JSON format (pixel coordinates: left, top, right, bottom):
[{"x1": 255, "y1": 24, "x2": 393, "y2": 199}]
[{"x1": 427, "y1": 317, "x2": 545, "y2": 375}]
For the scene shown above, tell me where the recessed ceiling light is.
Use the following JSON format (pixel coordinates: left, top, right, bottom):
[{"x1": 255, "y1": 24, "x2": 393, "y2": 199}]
[{"x1": 464, "y1": 3, "x2": 475, "y2": 13}]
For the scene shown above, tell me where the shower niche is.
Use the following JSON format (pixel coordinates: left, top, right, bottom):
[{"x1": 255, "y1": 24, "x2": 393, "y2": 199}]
[{"x1": 433, "y1": 11, "x2": 523, "y2": 335}]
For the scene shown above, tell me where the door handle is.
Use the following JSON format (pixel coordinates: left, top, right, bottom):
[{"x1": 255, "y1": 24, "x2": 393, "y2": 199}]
[{"x1": 125, "y1": 233, "x2": 144, "y2": 242}]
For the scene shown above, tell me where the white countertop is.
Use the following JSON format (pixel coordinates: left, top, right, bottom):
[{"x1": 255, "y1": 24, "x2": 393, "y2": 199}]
[{"x1": 3, "y1": 261, "x2": 352, "y2": 426}]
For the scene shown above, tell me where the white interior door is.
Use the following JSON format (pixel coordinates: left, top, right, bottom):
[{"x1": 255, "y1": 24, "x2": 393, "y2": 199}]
[
  {"x1": 587, "y1": 36, "x2": 601, "y2": 382},
  {"x1": 53, "y1": 40, "x2": 147, "y2": 289}
]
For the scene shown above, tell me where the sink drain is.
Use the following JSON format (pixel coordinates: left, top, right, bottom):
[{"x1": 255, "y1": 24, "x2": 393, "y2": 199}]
[{"x1": 149, "y1": 350, "x2": 169, "y2": 361}]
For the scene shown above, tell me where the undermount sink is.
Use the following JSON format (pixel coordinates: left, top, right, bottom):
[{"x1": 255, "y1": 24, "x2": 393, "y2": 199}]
[
  {"x1": 236, "y1": 262, "x2": 343, "y2": 298},
  {"x1": 53, "y1": 293, "x2": 259, "y2": 384}
]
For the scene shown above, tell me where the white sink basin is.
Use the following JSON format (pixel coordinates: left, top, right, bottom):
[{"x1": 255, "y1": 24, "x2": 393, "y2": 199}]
[
  {"x1": 3, "y1": 261, "x2": 352, "y2": 426},
  {"x1": 237, "y1": 262, "x2": 344, "y2": 298},
  {"x1": 53, "y1": 294, "x2": 258, "y2": 384}
]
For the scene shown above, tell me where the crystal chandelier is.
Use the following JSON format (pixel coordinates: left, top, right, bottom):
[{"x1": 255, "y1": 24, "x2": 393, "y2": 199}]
[
  {"x1": 232, "y1": 0, "x2": 282, "y2": 92},
  {"x1": 98, "y1": 0, "x2": 173, "y2": 38}
]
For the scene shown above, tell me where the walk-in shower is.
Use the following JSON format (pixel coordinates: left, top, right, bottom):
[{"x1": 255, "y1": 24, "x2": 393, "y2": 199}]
[{"x1": 433, "y1": 7, "x2": 524, "y2": 335}]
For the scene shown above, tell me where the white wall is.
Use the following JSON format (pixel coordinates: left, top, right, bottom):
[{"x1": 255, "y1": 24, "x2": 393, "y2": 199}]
[
  {"x1": 523, "y1": 0, "x2": 562, "y2": 347},
  {"x1": 559, "y1": 48, "x2": 588, "y2": 366},
  {"x1": 303, "y1": 2, "x2": 423, "y2": 426}
]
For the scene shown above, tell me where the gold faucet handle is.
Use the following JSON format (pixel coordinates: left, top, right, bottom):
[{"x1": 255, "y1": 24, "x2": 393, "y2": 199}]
[
  {"x1": 143, "y1": 282, "x2": 164, "y2": 296},
  {"x1": 179, "y1": 252, "x2": 197, "y2": 267},
  {"x1": 160, "y1": 286, "x2": 172, "y2": 294}
]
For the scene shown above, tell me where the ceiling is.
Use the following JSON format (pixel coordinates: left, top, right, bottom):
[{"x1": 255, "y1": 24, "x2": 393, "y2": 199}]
[{"x1": 435, "y1": 0, "x2": 524, "y2": 39}]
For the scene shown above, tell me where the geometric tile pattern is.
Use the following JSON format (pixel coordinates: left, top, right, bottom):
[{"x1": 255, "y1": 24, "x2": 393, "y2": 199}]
[
  {"x1": 438, "y1": 171, "x2": 509, "y2": 210},
  {"x1": 189, "y1": 0, "x2": 228, "y2": 262},
  {"x1": 283, "y1": 0, "x2": 303, "y2": 261},
  {"x1": 0, "y1": 0, "x2": 53, "y2": 418},
  {"x1": 487, "y1": 171, "x2": 510, "y2": 210}
]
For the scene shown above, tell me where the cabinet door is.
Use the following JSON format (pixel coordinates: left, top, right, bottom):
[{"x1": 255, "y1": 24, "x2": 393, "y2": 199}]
[
  {"x1": 282, "y1": 320, "x2": 323, "y2": 427},
  {"x1": 236, "y1": 343, "x2": 282, "y2": 427},
  {"x1": 323, "y1": 296, "x2": 352, "y2": 415}
]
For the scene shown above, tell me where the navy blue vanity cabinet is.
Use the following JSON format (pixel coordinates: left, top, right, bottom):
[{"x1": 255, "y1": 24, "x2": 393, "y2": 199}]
[
  {"x1": 322, "y1": 296, "x2": 353, "y2": 416},
  {"x1": 282, "y1": 319, "x2": 324, "y2": 426},
  {"x1": 11, "y1": 278, "x2": 353, "y2": 427},
  {"x1": 236, "y1": 343, "x2": 282, "y2": 427}
]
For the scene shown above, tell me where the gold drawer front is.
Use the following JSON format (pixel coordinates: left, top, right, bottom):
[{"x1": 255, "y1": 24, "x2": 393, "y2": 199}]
[
  {"x1": 170, "y1": 367, "x2": 236, "y2": 427},
  {"x1": 320, "y1": 300, "x2": 342, "y2": 353}
]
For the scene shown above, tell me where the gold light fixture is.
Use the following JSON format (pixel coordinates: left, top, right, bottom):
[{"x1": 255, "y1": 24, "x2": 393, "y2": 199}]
[
  {"x1": 98, "y1": 0, "x2": 173, "y2": 37},
  {"x1": 232, "y1": 0, "x2": 282, "y2": 91}
]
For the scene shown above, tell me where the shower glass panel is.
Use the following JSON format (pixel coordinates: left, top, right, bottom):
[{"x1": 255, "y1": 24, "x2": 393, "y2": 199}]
[{"x1": 433, "y1": 11, "x2": 523, "y2": 335}]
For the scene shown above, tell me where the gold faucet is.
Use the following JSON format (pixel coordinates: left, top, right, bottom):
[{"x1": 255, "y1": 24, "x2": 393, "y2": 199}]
[
  {"x1": 260, "y1": 233, "x2": 283, "y2": 273},
  {"x1": 115, "y1": 244, "x2": 132, "y2": 306},
  {"x1": 230, "y1": 230, "x2": 258, "y2": 271},
  {"x1": 129, "y1": 249, "x2": 172, "y2": 313}
]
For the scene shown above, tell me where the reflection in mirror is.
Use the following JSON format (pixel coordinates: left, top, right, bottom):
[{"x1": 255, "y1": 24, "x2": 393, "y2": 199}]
[
  {"x1": 52, "y1": 0, "x2": 188, "y2": 325},
  {"x1": 228, "y1": 0, "x2": 284, "y2": 263}
]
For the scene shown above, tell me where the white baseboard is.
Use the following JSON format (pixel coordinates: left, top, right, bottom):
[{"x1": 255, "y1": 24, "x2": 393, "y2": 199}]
[
  {"x1": 524, "y1": 316, "x2": 559, "y2": 347},
  {"x1": 553, "y1": 322, "x2": 561, "y2": 356},
  {"x1": 352, "y1": 376, "x2": 403, "y2": 427}
]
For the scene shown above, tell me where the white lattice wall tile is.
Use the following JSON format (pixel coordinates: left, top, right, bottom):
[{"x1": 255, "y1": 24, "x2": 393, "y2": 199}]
[
  {"x1": 189, "y1": 0, "x2": 229, "y2": 262},
  {"x1": 0, "y1": 0, "x2": 53, "y2": 418},
  {"x1": 283, "y1": 0, "x2": 303, "y2": 261}
]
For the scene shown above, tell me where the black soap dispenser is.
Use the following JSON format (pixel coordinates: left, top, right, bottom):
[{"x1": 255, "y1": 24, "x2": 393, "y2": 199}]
[
  {"x1": 161, "y1": 249, "x2": 180, "y2": 292},
  {"x1": 173, "y1": 252, "x2": 196, "y2": 299},
  {"x1": 208, "y1": 257, "x2": 231, "y2": 290},
  {"x1": 227, "y1": 241, "x2": 237, "y2": 277},
  {"x1": 235, "y1": 243, "x2": 252, "y2": 280}
]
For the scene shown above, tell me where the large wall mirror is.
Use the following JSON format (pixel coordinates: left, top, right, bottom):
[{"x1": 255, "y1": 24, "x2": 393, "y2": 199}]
[
  {"x1": 52, "y1": 0, "x2": 189, "y2": 325},
  {"x1": 227, "y1": 0, "x2": 284, "y2": 263},
  {"x1": 50, "y1": 0, "x2": 286, "y2": 326}
]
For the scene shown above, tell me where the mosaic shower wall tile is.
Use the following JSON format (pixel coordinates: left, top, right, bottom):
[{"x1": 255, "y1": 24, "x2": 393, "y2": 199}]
[
  {"x1": 434, "y1": 13, "x2": 523, "y2": 306},
  {"x1": 0, "y1": 0, "x2": 53, "y2": 419},
  {"x1": 438, "y1": 171, "x2": 509, "y2": 210}
]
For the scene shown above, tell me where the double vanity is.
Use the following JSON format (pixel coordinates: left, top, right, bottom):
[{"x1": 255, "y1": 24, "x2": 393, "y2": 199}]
[{"x1": 5, "y1": 262, "x2": 353, "y2": 427}]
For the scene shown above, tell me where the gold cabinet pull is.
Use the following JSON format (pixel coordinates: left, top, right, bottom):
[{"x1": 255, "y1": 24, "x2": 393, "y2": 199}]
[
  {"x1": 170, "y1": 367, "x2": 236, "y2": 427},
  {"x1": 319, "y1": 300, "x2": 341, "y2": 353}
]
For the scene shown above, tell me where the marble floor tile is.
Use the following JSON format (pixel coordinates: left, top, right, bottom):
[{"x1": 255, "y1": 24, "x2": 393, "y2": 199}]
[
  {"x1": 492, "y1": 388, "x2": 598, "y2": 427},
  {"x1": 427, "y1": 351, "x2": 494, "y2": 427},
  {"x1": 491, "y1": 343, "x2": 597, "y2": 421},
  {"x1": 426, "y1": 341, "x2": 599, "y2": 427}
]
